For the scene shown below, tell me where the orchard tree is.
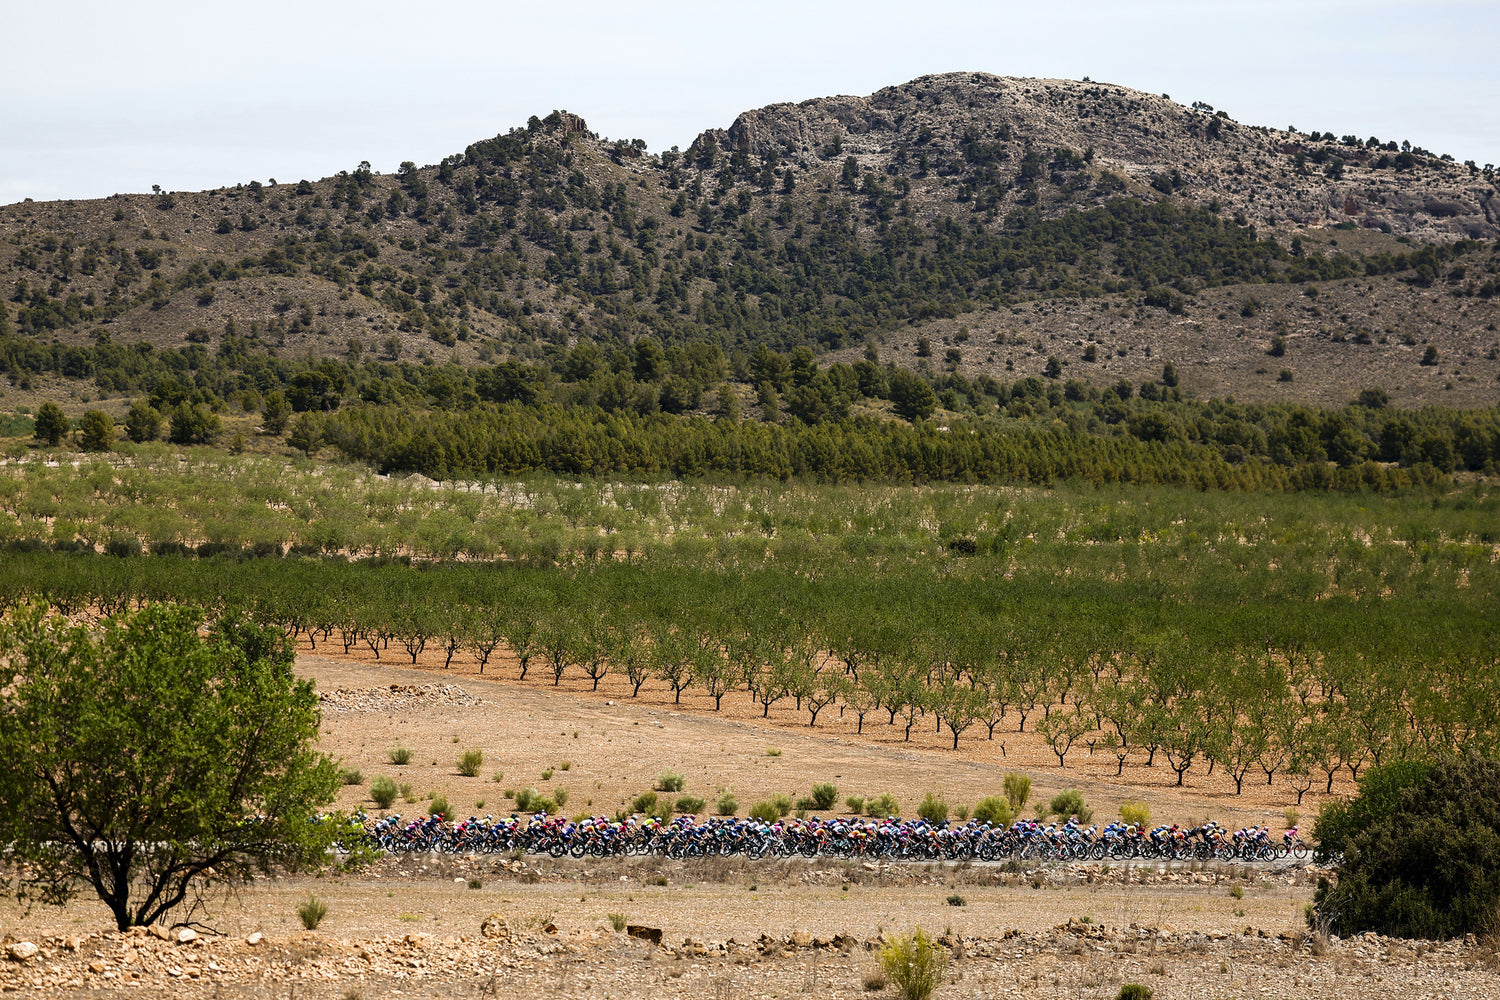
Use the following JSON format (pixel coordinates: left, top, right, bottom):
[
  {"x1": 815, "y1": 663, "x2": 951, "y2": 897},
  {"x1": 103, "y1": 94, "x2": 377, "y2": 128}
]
[{"x1": 0, "y1": 604, "x2": 342, "y2": 932}]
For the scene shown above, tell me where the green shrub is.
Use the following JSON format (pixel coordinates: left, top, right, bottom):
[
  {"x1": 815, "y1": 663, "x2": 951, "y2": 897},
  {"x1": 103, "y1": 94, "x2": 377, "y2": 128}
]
[
  {"x1": 917, "y1": 792, "x2": 948, "y2": 824},
  {"x1": 715, "y1": 790, "x2": 739, "y2": 816},
  {"x1": 631, "y1": 790, "x2": 659, "y2": 816},
  {"x1": 1049, "y1": 789, "x2": 1092, "y2": 823},
  {"x1": 770, "y1": 792, "x2": 792, "y2": 818},
  {"x1": 370, "y1": 775, "x2": 398, "y2": 809},
  {"x1": 1313, "y1": 752, "x2": 1500, "y2": 938},
  {"x1": 1119, "y1": 801, "x2": 1151, "y2": 828},
  {"x1": 878, "y1": 927, "x2": 947, "y2": 1000},
  {"x1": 428, "y1": 794, "x2": 449, "y2": 818},
  {"x1": 866, "y1": 793, "x2": 899, "y2": 818},
  {"x1": 457, "y1": 749, "x2": 483, "y2": 777},
  {"x1": 104, "y1": 535, "x2": 141, "y2": 558},
  {"x1": 845, "y1": 795, "x2": 865, "y2": 816},
  {"x1": 656, "y1": 770, "x2": 686, "y2": 792},
  {"x1": 674, "y1": 795, "x2": 706, "y2": 815},
  {"x1": 1003, "y1": 772, "x2": 1031, "y2": 812},
  {"x1": 1117, "y1": 985, "x2": 1153, "y2": 1000},
  {"x1": 552, "y1": 787, "x2": 570, "y2": 808},
  {"x1": 297, "y1": 894, "x2": 328, "y2": 931},
  {"x1": 946, "y1": 893, "x2": 966, "y2": 906},
  {"x1": 809, "y1": 782, "x2": 839, "y2": 810},
  {"x1": 387, "y1": 746, "x2": 412, "y2": 766},
  {"x1": 340, "y1": 768, "x2": 363, "y2": 786},
  {"x1": 748, "y1": 799, "x2": 780, "y2": 823},
  {"x1": 607, "y1": 912, "x2": 628, "y2": 932},
  {"x1": 972, "y1": 795, "x2": 1014, "y2": 827}
]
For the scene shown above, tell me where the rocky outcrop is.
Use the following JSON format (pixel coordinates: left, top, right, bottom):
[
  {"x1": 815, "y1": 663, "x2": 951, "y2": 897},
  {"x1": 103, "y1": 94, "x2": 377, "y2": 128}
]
[{"x1": 693, "y1": 72, "x2": 1499, "y2": 241}]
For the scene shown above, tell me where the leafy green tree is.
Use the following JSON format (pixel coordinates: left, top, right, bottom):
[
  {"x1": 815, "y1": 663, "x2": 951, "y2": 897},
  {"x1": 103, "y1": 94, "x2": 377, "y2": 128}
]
[
  {"x1": 262, "y1": 390, "x2": 292, "y2": 435},
  {"x1": 887, "y1": 368, "x2": 937, "y2": 421},
  {"x1": 0, "y1": 604, "x2": 342, "y2": 931},
  {"x1": 124, "y1": 401, "x2": 162, "y2": 443},
  {"x1": 167, "y1": 401, "x2": 221, "y2": 445},
  {"x1": 33, "y1": 402, "x2": 68, "y2": 446},
  {"x1": 77, "y1": 410, "x2": 114, "y2": 452}
]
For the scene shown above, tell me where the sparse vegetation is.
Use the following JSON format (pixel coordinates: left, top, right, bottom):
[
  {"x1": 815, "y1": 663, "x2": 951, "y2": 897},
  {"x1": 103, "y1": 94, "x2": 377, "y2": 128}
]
[
  {"x1": 457, "y1": 749, "x2": 484, "y2": 777},
  {"x1": 370, "y1": 776, "x2": 398, "y2": 810},
  {"x1": 297, "y1": 894, "x2": 328, "y2": 931},
  {"x1": 878, "y1": 927, "x2": 947, "y2": 1000}
]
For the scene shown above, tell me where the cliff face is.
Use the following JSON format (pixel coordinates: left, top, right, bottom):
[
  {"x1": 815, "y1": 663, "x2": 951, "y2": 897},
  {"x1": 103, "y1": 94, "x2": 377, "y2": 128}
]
[{"x1": 696, "y1": 73, "x2": 1498, "y2": 241}]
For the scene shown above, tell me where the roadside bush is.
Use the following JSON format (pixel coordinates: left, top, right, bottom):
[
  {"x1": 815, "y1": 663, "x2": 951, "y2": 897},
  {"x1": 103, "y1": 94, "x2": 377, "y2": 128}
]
[
  {"x1": 973, "y1": 795, "x2": 1014, "y2": 827},
  {"x1": 370, "y1": 775, "x2": 398, "y2": 809},
  {"x1": 809, "y1": 782, "x2": 839, "y2": 810},
  {"x1": 387, "y1": 746, "x2": 412, "y2": 766},
  {"x1": 878, "y1": 927, "x2": 946, "y2": 1000},
  {"x1": 552, "y1": 787, "x2": 569, "y2": 808},
  {"x1": 1049, "y1": 789, "x2": 1092, "y2": 823},
  {"x1": 674, "y1": 795, "x2": 705, "y2": 815},
  {"x1": 749, "y1": 799, "x2": 780, "y2": 823},
  {"x1": 770, "y1": 792, "x2": 792, "y2": 818},
  {"x1": 1004, "y1": 772, "x2": 1031, "y2": 812},
  {"x1": 656, "y1": 770, "x2": 686, "y2": 792},
  {"x1": 715, "y1": 790, "x2": 738, "y2": 816},
  {"x1": 428, "y1": 795, "x2": 449, "y2": 818},
  {"x1": 1119, "y1": 801, "x2": 1151, "y2": 828},
  {"x1": 917, "y1": 792, "x2": 948, "y2": 824},
  {"x1": 845, "y1": 795, "x2": 865, "y2": 816},
  {"x1": 1313, "y1": 752, "x2": 1500, "y2": 938},
  {"x1": 340, "y1": 768, "x2": 363, "y2": 786},
  {"x1": 631, "y1": 790, "x2": 659, "y2": 816},
  {"x1": 457, "y1": 749, "x2": 483, "y2": 777},
  {"x1": 297, "y1": 894, "x2": 327, "y2": 931},
  {"x1": 867, "y1": 793, "x2": 900, "y2": 818},
  {"x1": 1117, "y1": 985, "x2": 1153, "y2": 1000}
]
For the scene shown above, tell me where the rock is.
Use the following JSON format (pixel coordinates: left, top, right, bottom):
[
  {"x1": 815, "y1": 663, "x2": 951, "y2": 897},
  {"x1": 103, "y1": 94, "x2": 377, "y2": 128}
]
[
  {"x1": 246, "y1": 932, "x2": 263, "y2": 946},
  {"x1": 173, "y1": 928, "x2": 197, "y2": 944},
  {"x1": 148, "y1": 925, "x2": 172, "y2": 941},
  {"x1": 480, "y1": 915, "x2": 511, "y2": 940},
  {"x1": 627, "y1": 925, "x2": 663, "y2": 946},
  {"x1": 88, "y1": 962, "x2": 106, "y2": 974},
  {"x1": 790, "y1": 929, "x2": 813, "y2": 947},
  {"x1": 6, "y1": 942, "x2": 38, "y2": 962},
  {"x1": 543, "y1": 923, "x2": 558, "y2": 935}
]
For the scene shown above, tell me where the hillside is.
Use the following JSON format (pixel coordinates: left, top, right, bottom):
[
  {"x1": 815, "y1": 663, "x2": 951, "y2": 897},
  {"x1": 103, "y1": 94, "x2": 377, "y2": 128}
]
[{"x1": 1, "y1": 72, "x2": 1498, "y2": 411}]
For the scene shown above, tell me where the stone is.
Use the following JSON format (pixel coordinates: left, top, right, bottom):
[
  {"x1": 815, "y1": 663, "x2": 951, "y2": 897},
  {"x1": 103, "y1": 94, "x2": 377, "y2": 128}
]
[
  {"x1": 246, "y1": 932, "x2": 263, "y2": 946},
  {"x1": 627, "y1": 925, "x2": 663, "y2": 946},
  {"x1": 88, "y1": 962, "x2": 106, "y2": 974},
  {"x1": 173, "y1": 928, "x2": 197, "y2": 944},
  {"x1": 790, "y1": 929, "x2": 813, "y2": 947},
  {"x1": 480, "y1": 915, "x2": 511, "y2": 940},
  {"x1": 6, "y1": 943, "x2": 38, "y2": 962}
]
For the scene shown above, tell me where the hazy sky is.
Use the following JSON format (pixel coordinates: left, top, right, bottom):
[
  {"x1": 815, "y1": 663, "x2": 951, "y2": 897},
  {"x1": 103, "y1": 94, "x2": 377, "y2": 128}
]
[{"x1": 4, "y1": 1, "x2": 1497, "y2": 205}]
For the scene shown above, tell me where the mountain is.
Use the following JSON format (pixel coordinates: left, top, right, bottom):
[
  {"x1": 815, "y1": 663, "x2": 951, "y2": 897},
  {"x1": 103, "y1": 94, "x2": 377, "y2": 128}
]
[{"x1": 1, "y1": 72, "x2": 1497, "y2": 410}]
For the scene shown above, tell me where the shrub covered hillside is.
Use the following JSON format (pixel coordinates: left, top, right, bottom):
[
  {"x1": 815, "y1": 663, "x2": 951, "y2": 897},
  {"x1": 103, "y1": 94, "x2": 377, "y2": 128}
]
[{"x1": 1, "y1": 73, "x2": 1497, "y2": 411}]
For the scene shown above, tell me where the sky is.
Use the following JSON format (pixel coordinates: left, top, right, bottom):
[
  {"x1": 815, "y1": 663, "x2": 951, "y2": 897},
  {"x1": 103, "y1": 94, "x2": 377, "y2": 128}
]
[{"x1": 4, "y1": 1, "x2": 1498, "y2": 205}]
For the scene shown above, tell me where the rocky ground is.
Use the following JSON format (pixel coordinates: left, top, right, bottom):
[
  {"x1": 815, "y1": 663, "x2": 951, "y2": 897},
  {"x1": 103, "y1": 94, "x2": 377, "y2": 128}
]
[{"x1": 2, "y1": 855, "x2": 1495, "y2": 999}]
